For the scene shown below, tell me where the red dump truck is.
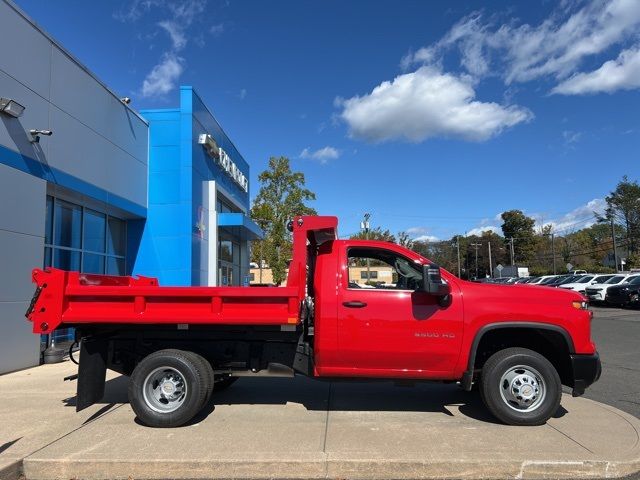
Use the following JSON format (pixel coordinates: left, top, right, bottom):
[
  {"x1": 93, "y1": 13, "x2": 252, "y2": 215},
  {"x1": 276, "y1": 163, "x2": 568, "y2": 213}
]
[{"x1": 26, "y1": 216, "x2": 600, "y2": 428}]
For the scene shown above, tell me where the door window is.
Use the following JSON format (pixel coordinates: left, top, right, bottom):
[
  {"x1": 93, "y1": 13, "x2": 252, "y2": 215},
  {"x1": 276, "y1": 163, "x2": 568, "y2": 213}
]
[{"x1": 347, "y1": 247, "x2": 423, "y2": 291}]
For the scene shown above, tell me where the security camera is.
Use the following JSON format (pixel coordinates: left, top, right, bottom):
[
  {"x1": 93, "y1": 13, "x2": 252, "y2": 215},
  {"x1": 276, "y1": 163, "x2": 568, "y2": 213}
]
[
  {"x1": 120, "y1": 97, "x2": 131, "y2": 104},
  {"x1": 30, "y1": 129, "x2": 52, "y2": 136},
  {"x1": 29, "y1": 129, "x2": 53, "y2": 143}
]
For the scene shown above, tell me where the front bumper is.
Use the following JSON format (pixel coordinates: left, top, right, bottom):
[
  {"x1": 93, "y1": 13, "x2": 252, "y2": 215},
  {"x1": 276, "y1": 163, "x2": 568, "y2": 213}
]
[{"x1": 570, "y1": 352, "x2": 602, "y2": 397}]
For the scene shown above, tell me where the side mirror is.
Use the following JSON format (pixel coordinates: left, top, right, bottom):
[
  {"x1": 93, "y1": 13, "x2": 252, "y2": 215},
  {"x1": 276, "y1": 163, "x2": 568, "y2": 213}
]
[{"x1": 421, "y1": 264, "x2": 451, "y2": 297}]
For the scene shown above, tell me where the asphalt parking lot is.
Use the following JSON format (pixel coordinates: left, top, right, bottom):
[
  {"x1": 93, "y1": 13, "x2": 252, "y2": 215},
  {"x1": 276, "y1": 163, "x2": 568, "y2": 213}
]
[{"x1": 584, "y1": 306, "x2": 640, "y2": 420}]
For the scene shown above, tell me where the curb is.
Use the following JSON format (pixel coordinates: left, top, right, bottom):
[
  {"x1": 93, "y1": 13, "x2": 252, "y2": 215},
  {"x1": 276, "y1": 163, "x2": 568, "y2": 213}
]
[
  {"x1": 0, "y1": 460, "x2": 21, "y2": 480},
  {"x1": 20, "y1": 455, "x2": 640, "y2": 480}
]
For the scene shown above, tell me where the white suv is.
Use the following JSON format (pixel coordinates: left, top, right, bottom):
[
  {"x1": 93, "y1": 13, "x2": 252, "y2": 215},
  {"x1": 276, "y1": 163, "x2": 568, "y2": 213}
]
[
  {"x1": 558, "y1": 274, "x2": 614, "y2": 294},
  {"x1": 585, "y1": 274, "x2": 640, "y2": 303}
]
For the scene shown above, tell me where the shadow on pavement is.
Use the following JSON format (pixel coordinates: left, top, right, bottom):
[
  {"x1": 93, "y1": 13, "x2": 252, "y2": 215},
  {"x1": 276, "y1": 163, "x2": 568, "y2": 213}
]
[{"x1": 62, "y1": 374, "x2": 572, "y2": 426}]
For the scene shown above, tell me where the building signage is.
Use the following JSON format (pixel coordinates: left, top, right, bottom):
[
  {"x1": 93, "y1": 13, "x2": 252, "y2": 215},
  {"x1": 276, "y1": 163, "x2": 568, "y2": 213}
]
[{"x1": 198, "y1": 134, "x2": 249, "y2": 192}]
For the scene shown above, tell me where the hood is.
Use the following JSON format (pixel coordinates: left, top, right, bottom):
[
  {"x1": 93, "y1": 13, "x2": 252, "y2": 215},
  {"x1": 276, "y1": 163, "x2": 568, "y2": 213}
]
[{"x1": 465, "y1": 281, "x2": 585, "y2": 305}]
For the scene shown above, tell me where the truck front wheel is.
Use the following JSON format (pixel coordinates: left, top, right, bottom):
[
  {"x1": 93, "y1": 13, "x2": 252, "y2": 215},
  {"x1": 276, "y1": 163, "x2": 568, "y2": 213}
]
[
  {"x1": 480, "y1": 347, "x2": 561, "y2": 426},
  {"x1": 128, "y1": 349, "x2": 209, "y2": 428}
]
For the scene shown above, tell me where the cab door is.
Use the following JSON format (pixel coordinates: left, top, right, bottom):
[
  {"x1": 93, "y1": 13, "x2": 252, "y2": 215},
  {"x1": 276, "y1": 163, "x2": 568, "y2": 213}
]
[{"x1": 336, "y1": 245, "x2": 463, "y2": 376}]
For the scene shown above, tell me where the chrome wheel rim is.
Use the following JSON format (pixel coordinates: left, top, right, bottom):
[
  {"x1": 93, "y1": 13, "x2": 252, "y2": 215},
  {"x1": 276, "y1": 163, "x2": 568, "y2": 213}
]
[
  {"x1": 499, "y1": 365, "x2": 546, "y2": 412},
  {"x1": 143, "y1": 367, "x2": 188, "y2": 413}
]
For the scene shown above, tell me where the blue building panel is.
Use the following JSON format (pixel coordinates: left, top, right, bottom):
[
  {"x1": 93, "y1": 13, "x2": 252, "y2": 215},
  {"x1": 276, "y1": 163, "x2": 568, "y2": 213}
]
[{"x1": 134, "y1": 86, "x2": 262, "y2": 286}]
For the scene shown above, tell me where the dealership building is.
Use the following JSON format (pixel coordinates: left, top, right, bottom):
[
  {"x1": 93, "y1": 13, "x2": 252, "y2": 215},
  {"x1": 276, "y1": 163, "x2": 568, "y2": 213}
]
[{"x1": 0, "y1": 0, "x2": 261, "y2": 374}]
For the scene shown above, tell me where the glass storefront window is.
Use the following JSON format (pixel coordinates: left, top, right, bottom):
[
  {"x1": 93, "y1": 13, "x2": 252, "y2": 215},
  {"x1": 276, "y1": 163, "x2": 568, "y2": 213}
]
[
  {"x1": 83, "y1": 253, "x2": 105, "y2": 274},
  {"x1": 53, "y1": 249, "x2": 81, "y2": 271},
  {"x1": 218, "y1": 236, "x2": 241, "y2": 286},
  {"x1": 107, "y1": 217, "x2": 126, "y2": 256},
  {"x1": 45, "y1": 196, "x2": 53, "y2": 245},
  {"x1": 44, "y1": 196, "x2": 126, "y2": 276},
  {"x1": 84, "y1": 209, "x2": 106, "y2": 253},
  {"x1": 220, "y1": 240, "x2": 233, "y2": 262},
  {"x1": 54, "y1": 200, "x2": 82, "y2": 249},
  {"x1": 107, "y1": 256, "x2": 125, "y2": 275}
]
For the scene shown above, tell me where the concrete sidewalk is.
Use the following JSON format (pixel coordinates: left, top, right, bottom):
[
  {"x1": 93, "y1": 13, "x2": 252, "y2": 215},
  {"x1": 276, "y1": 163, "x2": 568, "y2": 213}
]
[{"x1": 1, "y1": 360, "x2": 639, "y2": 480}]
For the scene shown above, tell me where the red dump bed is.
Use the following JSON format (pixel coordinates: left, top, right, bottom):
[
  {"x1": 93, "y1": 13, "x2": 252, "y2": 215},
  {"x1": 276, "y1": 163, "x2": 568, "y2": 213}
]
[
  {"x1": 26, "y1": 268, "x2": 301, "y2": 335},
  {"x1": 26, "y1": 216, "x2": 339, "y2": 335}
]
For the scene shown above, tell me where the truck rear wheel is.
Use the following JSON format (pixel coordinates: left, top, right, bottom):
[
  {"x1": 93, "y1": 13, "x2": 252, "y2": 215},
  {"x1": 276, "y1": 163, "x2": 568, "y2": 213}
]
[
  {"x1": 479, "y1": 347, "x2": 561, "y2": 426},
  {"x1": 128, "y1": 349, "x2": 209, "y2": 428}
]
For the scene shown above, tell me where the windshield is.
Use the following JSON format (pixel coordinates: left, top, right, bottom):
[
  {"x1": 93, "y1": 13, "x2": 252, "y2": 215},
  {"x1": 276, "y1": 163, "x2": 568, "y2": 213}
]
[
  {"x1": 593, "y1": 275, "x2": 613, "y2": 284},
  {"x1": 558, "y1": 275, "x2": 580, "y2": 285},
  {"x1": 629, "y1": 276, "x2": 640, "y2": 285},
  {"x1": 576, "y1": 276, "x2": 594, "y2": 283},
  {"x1": 605, "y1": 275, "x2": 626, "y2": 284}
]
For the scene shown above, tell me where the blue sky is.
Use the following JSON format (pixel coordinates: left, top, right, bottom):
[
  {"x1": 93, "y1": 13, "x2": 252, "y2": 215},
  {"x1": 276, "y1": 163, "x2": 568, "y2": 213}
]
[{"x1": 15, "y1": 0, "x2": 640, "y2": 240}]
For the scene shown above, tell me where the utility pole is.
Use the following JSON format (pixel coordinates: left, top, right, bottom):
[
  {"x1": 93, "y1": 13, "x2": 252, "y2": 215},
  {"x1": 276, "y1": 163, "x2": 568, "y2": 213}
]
[
  {"x1": 488, "y1": 241, "x2": 493, "y2": 278},
  {"x1": 551, "y1": 233, "x2": 556, "y2": 275},
  {"x1": 361, "y1": 213, "x2": 371, "y2": 281},
  {"x1": 470, "y1": 243, "x2": 482, "y2": 279},
  {"x1": 453, "y1": 238, "x2": 461, "y2": 278},
  {"x1": 509, "y1": 237, "x2": 515, "y2": 266},
  {"x1": 611, "y1": 216, "x2": 619, "y2": 273},
  {"x1": 545, "y1": 232, "x2": 556, "y2": 274}
]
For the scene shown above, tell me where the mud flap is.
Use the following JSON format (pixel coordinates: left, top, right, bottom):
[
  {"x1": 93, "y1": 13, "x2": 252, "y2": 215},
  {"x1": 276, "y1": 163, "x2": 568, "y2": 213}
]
[{"x1": 76, "y1": 338, "x2": 107, "y2": 411}]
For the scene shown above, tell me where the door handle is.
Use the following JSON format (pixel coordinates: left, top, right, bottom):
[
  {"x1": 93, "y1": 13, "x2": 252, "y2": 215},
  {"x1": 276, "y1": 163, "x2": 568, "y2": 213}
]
[{"x1": 343, "y1": 301, "x2": 367, "y2": 308}]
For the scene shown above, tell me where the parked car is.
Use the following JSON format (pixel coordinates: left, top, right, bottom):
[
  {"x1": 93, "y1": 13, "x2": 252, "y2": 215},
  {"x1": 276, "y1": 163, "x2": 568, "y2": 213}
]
[
  {"x1": 539, "y1": 275, "x2": 560, "y2": 285},
  {"x1": 528, "y1": 275, "x2": 556, "y2": 285},
  {"x1": 585, "y1": 274, "x2": 637, "y2": 304},
  {"x1": 558, "y1": 275, "x2": 609, "y2": 294},
  {"x1": 545, "y1": 274, "x2": 579, "y2": 287},
  {"x1": 554, "y1": 274, "x2": 585, "y2": 286},
  {"x1": 604, "y1": 275, "x2": 640, "y2": 307}
]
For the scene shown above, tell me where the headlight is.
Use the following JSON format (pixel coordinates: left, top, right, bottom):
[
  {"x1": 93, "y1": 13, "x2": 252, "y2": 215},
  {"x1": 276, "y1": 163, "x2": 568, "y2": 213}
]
[{"x1": 572, "y1": 300, "x2": 588, "y2": 310}]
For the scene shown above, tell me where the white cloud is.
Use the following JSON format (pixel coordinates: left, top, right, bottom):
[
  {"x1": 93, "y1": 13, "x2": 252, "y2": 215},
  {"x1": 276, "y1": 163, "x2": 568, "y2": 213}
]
[
  {"x1": 118, "y1": 0, "x2": 207, "y2": 98},
  {"x1": 158, "y1": 20, "x2": 187, "y2": 49},
  {"x1": 142, "y1": 53, "x2": 184, "y2": 97},
  {"x1": 299, "y1": 146, "x2": 341, "y2": 164},
  {"x1": 466, "y1": 226, "x2": 501, "y2": 237},
  {"x1": 552, "y1": 45, "x2": 640, "y2": 94},
  {"x1": 210, "y1": 23, "x2": 224, "y2": 36},
  {"x1": 337, "y1": 66, "x2": 532, "y2": 143},
  {"x1": 406, "y1": 227, "x2": 427, "y2": 235},
  {"x1": 414, "y1": 234, "x2": 440, "y2": 243},
  {"x1": 539, "y1": 198, "x2": 607, "y2": 233},
  {"x1": 402, "y1": 0, "x2": 640, "y2": 94},
  {"x1": 562, "y1": 130, "x2": 582, "y2": 145},
  {"x1": 239, "y1": 88, "x2": 247, "y2": 100}
]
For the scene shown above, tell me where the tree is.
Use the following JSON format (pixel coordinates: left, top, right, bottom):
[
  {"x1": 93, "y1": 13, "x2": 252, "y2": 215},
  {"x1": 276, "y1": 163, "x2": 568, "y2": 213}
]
[
  {"x1": 397, "y1": 231, "x2": 414, "y2": 250},
  {"x1": 250, "y1": 157, "x2": 316, "y2": 284},
  {"x1": 598, "y1": 175, "x2": 640, "y2": 262},
  {"x1": 349, "y1": 227, "x2": 396, "y2": 242},
  {"x1": 501, "y1": 210, "x2": 536, "y2": 265}
]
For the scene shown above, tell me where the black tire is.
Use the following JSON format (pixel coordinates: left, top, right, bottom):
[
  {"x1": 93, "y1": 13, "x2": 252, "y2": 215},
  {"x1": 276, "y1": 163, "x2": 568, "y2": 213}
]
[
  {"x1": 480, "y1": 347, "x2": 561, "y2": 426},
  {"x1": 128, "y1": 349, "x2": 209, "y2": 428},
  {"x1": 214, "y1": 375, "x2": 239, "y2": 392},
  {"x1": 189, "y1": 352, "x2": 214, "y2": 405}
]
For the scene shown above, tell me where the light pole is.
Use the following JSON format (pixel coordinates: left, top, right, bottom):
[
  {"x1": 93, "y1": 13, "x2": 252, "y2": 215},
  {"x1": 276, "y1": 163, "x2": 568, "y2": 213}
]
[
  {"x1": 452, "y1": 238, "x2": 461, "y2": 278},
  {"x1": 544, "y1": 233, "x2": 556, "y2": 274},
  {"x1": 470, "y1": 242, "x2": 482, "y2": 279},
  {"x1": 488, "y1": 241, "x2": 493, "y2": 278},
  {"x1": 508, "y1": 237, "x2": 515, "y2": 266},
  {"x1": 611, "y1": 216, "x2": 619, "y2": 273}
]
